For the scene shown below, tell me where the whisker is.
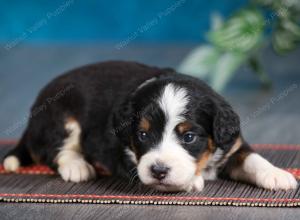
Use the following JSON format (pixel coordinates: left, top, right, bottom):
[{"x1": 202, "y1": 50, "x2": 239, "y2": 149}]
[{"x1": 129, "y1": 170, "x2": 138, "y2": 184}]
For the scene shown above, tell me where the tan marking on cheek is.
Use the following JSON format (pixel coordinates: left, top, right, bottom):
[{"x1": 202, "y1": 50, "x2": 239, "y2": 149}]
[
  {"x1": 130, "y1": 137, "x2": 139, "y2": 160},
  {"x1": 207, "y1": 137, "x2": 215, "y2": 152},
  {"x1": 139, "y1": 117, "x2": 150, "y2": 131},
  {"x1": 177, "y1": 122, "x2": 192, "y2": 134},
  {"x1": 195, "y1": 138, "x2": 215, "y2": 176},
  {"x1": 195, "y1": 151, "x2": 212, "y2": 176}
]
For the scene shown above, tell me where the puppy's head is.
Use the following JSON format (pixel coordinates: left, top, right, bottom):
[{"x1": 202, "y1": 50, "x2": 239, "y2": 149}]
[{"x1": 114, "y1": 77, "x2": 240, "y2": 191}]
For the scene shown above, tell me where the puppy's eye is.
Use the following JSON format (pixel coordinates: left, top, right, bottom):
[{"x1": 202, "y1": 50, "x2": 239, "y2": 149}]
[
  {"x1": 137, "y1": 131, "x2": 148, "y2": 142},
  {"x1": 182, "y1": 132, "x2": 197, "y2": 144}
]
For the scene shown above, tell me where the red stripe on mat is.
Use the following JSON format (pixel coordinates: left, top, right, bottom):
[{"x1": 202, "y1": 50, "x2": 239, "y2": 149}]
[
  {"x1": 0, "y1": 140, "x2": 18, "y2": 145},
  {"x1": 0, "y1": 142, "x2": 299, "y2": 205},
  {"x1": 252, "y1": 144, "x2": 300, "y2": 150},
  {"x1": 286, "y1": 169, "x2": 300, "y2": 179},
  {"x1": 0, "y1": 165, "x2": 55, "y2": 175},
  {"x1": 0, "y1": 192, "x2": 299, "y2": 203},
  {"x1": 0, "y1": 166, "x2": 299, "y2": 179},
  {"x1": 1, "y1": 140, "x2": 300, "y2": 150}
]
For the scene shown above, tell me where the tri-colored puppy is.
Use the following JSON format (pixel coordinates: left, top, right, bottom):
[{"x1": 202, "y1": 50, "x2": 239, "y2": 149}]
[{"x1": 3, "y1": 61, "x2": 297, "y2": 192}]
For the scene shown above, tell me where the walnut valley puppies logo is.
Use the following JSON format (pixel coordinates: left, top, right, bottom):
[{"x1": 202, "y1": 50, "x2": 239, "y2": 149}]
[
  {"x1": 110, "y1": 82, "x2": 298, "y2": 138},
  {"x1": 110, "y1": 103, "x2": 158, "y2": 136},
  {"x1": 46, "y1": 84, "x2": 75, "y2": 104},
  {"x1": 115, "y1": 0, "x2": 187, "y2": 50},
  {"x1": 3, "y1": 84, "x2": 75, "y2": 136},
  {"x1": 228, "y1": 83, "x2": 298, "y2": 135},
  {"x1": 4, "y1": 0, "x2": 75, "y2": 51}
]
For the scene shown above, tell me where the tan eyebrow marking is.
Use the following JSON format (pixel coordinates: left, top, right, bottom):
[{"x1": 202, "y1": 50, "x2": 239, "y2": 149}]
[
  {"x1": 65, "y1": 116, "x2": 77, "y2": 124},
  {"x1": 176, "y1": 121, "x2": 192, "y2": 134},
  {"x1": 139, "y1": 117, "x2": 151, "y2": 131}
]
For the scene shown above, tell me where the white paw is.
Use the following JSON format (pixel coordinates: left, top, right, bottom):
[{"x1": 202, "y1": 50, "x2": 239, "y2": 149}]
[
  {"x1": 185, "y1": 175, "x2": 205, "y2": 192},
  {"x1": 3, "y1": 156, "x2": 20, "y2": 172},
  {"x1": 58, "y1": 159, "x2": 96, "y2": 183},
  {"x1": 256, "y1": 167, "x2": 298, "y2": 190}
]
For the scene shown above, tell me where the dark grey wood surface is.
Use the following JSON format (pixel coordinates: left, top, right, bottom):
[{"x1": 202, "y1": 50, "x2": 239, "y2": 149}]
[{"x1": 1, "y1": 204, "x2": 300, "y2": 220}]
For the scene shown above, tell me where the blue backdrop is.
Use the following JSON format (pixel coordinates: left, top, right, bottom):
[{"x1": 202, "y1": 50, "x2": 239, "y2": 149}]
[{"x1": 1, "y1": 0, "x2": 247, "y2": 43}]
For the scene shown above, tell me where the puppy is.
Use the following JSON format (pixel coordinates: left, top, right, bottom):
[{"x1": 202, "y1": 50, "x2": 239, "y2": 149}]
[{"x1": 3, "y1": 61, "x2": 297, "y2": 192}]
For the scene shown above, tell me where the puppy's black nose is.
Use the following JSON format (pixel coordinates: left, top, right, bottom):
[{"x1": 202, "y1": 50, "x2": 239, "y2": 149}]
[{"x1": 150, "y1": 164, "x2": 170, "y2": 180}]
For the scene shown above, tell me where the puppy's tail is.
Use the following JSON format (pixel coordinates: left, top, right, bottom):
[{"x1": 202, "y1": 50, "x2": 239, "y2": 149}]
[{"x1": 3, "y1": 131, "x2": 33, "y2": 172}]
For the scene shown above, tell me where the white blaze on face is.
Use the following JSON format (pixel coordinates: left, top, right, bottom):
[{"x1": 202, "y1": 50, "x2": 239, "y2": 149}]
[{"x1": 137, "y1": 83, "x2": 197, "y2": 191}]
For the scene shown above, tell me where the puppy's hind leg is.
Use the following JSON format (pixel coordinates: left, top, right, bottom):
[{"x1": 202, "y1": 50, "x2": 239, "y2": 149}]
[
  {"x1": 226, "y1": 143, "x2": 297, "y2": 190},
  {"x1": 3, "y1": 131, "x2": 33, "y2": 172},
  {"x1": 56, "y1": 118, "x2": 96, "y2": 182}
]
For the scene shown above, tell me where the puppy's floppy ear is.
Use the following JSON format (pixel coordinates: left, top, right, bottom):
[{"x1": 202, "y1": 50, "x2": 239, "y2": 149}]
[
  {"x1": 112, "y1": 97, "x2": 135, "y2": 145},
  {"x1": 213, "y1": 103, "x2": 240, "y2": 152}
]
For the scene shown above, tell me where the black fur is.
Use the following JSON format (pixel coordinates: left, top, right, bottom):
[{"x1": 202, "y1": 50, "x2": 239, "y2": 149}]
[{"x1": 4, "y1": 60, "x2": 248, "y2": 179}]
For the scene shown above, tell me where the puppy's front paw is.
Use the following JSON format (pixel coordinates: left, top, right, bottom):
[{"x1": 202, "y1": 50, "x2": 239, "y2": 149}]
[
  {"x1": 185, "y1": 175, "x2": 205, "y2": 192},
  {"x1": 58, "y1": 159, "x2": 96, "y2": 183},
  {"x1": 256, "y1": 167, "x2": 297, "y2": 190}
]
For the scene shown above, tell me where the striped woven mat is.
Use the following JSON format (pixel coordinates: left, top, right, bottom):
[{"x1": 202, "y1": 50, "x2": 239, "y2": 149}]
[{"x1": 0, "y1": 140, "x2": 299, "y2": 207}]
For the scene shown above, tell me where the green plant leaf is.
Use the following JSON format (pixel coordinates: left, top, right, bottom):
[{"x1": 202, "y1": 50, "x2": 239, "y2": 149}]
[
  {"x1": 210, "y1": 52, "x2": 246, "y2": 92},
  {"x1": 207, "y1": 8, "x2": 265, "y2": 53},
  {"x1": 177, "y1": 45, "x2": 221, "y2": 78},
  {"x1": 248, "y1": 57, "x2": 271, "y2": 88},
  {"x1": 272, "y1": 19, "x2": 300, "y2": 53},
  {"x1": 282, "y1": 19, "x2": 300, "y2": 38},
  {"x1": 211, "y1": 12, "x2": 224, "y2": 31}
]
